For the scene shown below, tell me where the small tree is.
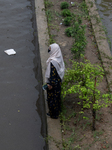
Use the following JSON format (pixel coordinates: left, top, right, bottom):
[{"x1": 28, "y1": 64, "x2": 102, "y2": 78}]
[{"x1": 61, "y1": 58, "x2": 112, "y2": 130}]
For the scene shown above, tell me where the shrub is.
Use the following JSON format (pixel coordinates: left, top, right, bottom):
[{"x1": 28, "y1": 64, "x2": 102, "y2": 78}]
[
  {"x1": 78, "y1": 15, "x2": 82, "y2": 24},
  {"x1": 61, "y1": 9, "x2": 71, "y2": 17},
  {"x1": 65, "y1": 27, "x2": 74, "y2": 37},
  {"x1": 79, "y1": 1, "x2": 89, "y2": 15},
  {"x1": 71, "y1": 41, "x2": 86, "y2": 58},
  {"x1": 61, "y1": 58, "x2": 112, "y2": 130},
  {"x1": 60, "y1": 2, "x2": 69, "y2": 9},
  {"x1": 63, "y1": 17, "x2": 72, "y2": 26},
  {"x1": 64, "y1": 20, "x2": 87, "y2": 58},
  {"x1": 73, "y1": 21, "x2": 80, "y2": 33}
]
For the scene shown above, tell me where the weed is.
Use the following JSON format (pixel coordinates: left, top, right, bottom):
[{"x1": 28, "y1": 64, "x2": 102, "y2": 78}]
[
  {"x1": 106, "y1": 144, "x2": 110, "y2": 148},
  {"x1": 83, "y1": 122, "x2": 91, "y2": 130},
  {"x1": 65, "y1": 27, "x2": 74, "y2": 37},
  {"x1": 77, "y1": 15, "x2": 82, "y2": 24},
  {"x1": 49, "y1": 34, "x2": 56, "y2": 44},
  {"x1": 49, "y1": 24, "x2": 59, "y2": 32},
  {"x1": 63, "y1": 17, "x2": 72, "y2": 26},
  {"x1": 61, "y1": 2, "x2": 69, "y2": 9},
  {"x1": 64, "y1": 17, "x2": 87, "y2": 58},
  {"x1": 79, "y1": 1, "x2": 89, "y2": 15},
  {"x1": 78, "y1": 137, "x2": 84, "y2": 141},
  {"x1": 96, "y1": 111, "x2": 102, "y2": 121},
  {"x1": 71, "y1": 39, "x2": 86, "y2": 58},
  {"x1": 46, "y1": 10, "x2": 53, "y2": 23},
  {"x1": 93, "y1": 130, "x2": 104, "y2": 139},
  {"x1": 62, "y1": 133, "x2": 81, "y2": 150},
  {"x1": 44, "y1": 0, "x2": 53, "y2": 8},
  {"x1": 61, "y1": 9, "x2": 71, "y2": 17},
  {"x1": 54, "y1": 11, "x2": 61, "y2": 17},
  {"x1": 92, "y1": 15, "x2": 101, "y2": 24},
  {"x1": 64, "y1": 61, "x2": 67, "y2": 66},
  {"x1": 64, "y1": 125, "x2": 72, "y2": 131},
  {"x1": 45, "y1": 135, "x2": 61, "y2": 149}
]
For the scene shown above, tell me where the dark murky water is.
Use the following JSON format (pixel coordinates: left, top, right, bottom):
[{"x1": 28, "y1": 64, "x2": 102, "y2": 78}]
[
  {"x1": 0, "y1": 0, "x2": 47, "y2": 149},
  {"x1": 96, "y1": 0, "x2": 112, "y2": 51}
]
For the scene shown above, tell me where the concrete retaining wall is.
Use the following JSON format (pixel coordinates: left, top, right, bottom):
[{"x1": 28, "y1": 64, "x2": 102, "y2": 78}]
[
  {"x1": 35, "y1": 0, "x2": 62, "y2": 149},
  {"x1": 85, "y1": 0, "x2": 112, "y2": 91}
]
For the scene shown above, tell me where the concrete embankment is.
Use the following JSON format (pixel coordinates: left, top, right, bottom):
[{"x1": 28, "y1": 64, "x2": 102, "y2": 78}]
[
  {"x1": 35, "y1": 0, "x2": 62, "y2": 149},
  {"x1": 85, "y1": 0, "x2": 112, "y2": 91},
  {"x1": 35, "y1": 0, "x2": 112, "y2": 149}
]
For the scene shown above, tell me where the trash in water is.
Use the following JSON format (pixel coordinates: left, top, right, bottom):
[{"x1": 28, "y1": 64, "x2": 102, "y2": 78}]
[
  {"x1": 4, "y1": 49, "x2": 16, "y2": 55},
  {"x1": 60, "y1": 22, "x2": 62, "y2": 25}
]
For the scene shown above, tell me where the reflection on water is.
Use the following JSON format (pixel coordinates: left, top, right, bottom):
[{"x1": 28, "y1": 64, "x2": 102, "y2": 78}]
[{"x1": 96, "y1": 0, "x2": 112, "y2": 51}]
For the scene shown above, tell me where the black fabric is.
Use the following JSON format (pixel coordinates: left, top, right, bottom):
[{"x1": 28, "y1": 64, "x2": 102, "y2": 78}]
[{"x1": 47, "y1": 63, "x2": 62, "y2": 119}]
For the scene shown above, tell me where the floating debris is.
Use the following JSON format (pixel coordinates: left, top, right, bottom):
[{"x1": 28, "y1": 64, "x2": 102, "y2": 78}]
[
  {"x1": 71, "y1": 2, "x2": 75, "y2": 5},
  {"x1": 4, "y1": 49, "x2": 16, "y2": 55}
]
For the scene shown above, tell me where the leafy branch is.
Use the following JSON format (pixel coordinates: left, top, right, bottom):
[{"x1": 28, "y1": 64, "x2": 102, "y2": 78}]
[{"x1": 61, "y1": 58, "x2": 112, "y2": 130}]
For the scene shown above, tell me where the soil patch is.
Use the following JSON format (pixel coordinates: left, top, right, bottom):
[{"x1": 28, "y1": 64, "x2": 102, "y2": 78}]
[{"x1": 45, "y1": 0, "x2": 112, "y2": 149}]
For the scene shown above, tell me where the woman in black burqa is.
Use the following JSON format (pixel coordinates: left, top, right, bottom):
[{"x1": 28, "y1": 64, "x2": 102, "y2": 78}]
[{"x1": 45, "y1": 43, "x2": 65, "y2": 119}]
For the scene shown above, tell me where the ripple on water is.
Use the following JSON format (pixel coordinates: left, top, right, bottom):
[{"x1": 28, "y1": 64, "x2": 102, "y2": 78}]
[{"x1": 96, "y1": 0, "x2": 112, "y2": 52}]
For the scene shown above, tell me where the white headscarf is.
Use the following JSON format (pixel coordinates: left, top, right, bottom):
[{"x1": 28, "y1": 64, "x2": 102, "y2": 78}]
[{"x1": 45, "y1": 43, "x2": 65, "y2": 82}]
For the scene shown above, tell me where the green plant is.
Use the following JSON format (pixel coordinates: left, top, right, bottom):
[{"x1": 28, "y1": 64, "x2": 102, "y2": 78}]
[
  {"x1": 63, "y1": 17, "x2": 72, "y2": 26},
  {"x1": 65, "y1": 27, "x2": 74, "y2": 37},
  {"x1": 78, "y1": 15, "x2": 82, "y2": 24},
  {"x1": 44, "y1": 0, "x2": 53, "y2": 8},
  {"x1": 79, "y1": 1, "x2": 89, "y2": 15},
  {"x1": 54, "y1": 11, "x2": 61, "y2": 17},
  {"x1": 45, "y1": 135, "x2": 61, "y2": 149},
  {"x1": 64, "y1": 18, "x2": 87, "y2": 58},
  {"x1": 49, "y1": 34, "x2": 56, "y2": 44},
  {"x1": 71, "y1": 22, "x2": 87, "y2": 58},
  {"x1": 61, "y1": 2, "x2": 69, "y2": 9},
  {"x1": 61, "y1": 9, "x2": 71, "y2": 17},
  {"x1": 73, "y1": 21, "x2": 80, "y2": 33},
  {"x1": 46, "y1": 10, "x2": 53, "y2": 23},
  {"x1": 61, "y1": 58, "x2": 112, "y2": 130},
  {"x1": 62, "y1": 131, "x2": 81, "y2": 150},
  {"x1": 93, "y1": 130, "x2": 103, "y2": 139},
  {"x1": 71, "y1": 42, "x2": 85, "y2": 58}
]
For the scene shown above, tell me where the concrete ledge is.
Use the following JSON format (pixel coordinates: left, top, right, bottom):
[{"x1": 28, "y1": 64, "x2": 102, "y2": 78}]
[
  {"x1": 85, "y1": 0, "x2": 112, "y2": 91},
  {"x1": 35, "y1": 0, "x2": 62, "y2": 149}
]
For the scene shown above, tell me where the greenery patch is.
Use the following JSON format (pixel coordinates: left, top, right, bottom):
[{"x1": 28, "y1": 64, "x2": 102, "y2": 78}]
[
  {"x1": 61, "y1": 9, "x2": 71, "y2": 17},
  {"x1": 63, "y1": 17, "x2": 72, "y2": 26},
  {"x1": 60, "y1": 2, "x2": 69, "y2": 9},
  {"x1": 61, "y1": 58, "x2": 112, "y2": 130}
]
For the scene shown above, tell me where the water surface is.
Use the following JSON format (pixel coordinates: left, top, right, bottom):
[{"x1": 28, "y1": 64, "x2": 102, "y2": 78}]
[
  {"x1": 0, "y1": 0, "x2": 46, "y2": 149},
  {"x1": 96, "y1": 0, "x2": 112, "y2": 51}
]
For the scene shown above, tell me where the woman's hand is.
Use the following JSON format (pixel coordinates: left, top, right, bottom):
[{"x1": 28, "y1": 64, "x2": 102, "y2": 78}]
[{"x1": 47, "y1": 84, "x2": 53, "y2": 90}]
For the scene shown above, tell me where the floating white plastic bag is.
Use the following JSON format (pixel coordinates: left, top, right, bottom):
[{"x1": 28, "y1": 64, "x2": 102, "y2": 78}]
[{"x1": 4, "y1": 49, "x2": 16, "y2": 55}]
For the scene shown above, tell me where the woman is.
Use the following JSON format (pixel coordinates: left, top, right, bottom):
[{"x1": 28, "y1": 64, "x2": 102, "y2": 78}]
[{"x1": 45, "y1": 43, "x2": 65, "y2": 119}]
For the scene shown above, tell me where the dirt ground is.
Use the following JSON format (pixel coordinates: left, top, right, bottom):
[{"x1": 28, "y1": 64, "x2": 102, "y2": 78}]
[{"x1": 46, "y1": 0, "x2": 112, "y2": 149}]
